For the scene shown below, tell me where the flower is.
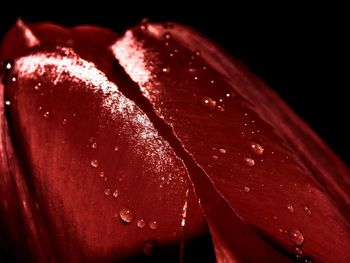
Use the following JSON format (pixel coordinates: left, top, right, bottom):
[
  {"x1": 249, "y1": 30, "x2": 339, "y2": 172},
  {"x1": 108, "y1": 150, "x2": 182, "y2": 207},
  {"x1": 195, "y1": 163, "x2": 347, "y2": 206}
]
[{"x1": 0, "y1": 19, "x2": 349, "y2": 262}]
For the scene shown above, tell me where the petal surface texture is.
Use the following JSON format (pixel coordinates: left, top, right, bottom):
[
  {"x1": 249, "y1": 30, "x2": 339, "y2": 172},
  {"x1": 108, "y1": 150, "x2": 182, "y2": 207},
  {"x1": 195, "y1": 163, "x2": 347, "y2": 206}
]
[
  {"x1": 1, "y1": 22, "x2": 209, "y2": 262},
  {"x1": 111, "y1": 22, "x2": 350, "y2": 263}
]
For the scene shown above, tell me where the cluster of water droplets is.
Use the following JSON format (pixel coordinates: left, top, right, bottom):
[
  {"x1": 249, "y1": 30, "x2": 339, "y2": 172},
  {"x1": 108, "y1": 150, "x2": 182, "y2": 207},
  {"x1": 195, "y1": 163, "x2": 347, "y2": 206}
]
[
  {"x1": 116, "y1": 206, "x2": 160, "y2": 255},
  {"x1": 2, "y1": 60, "x2": 15, "y2": 106},
  {"x1": 283, "y1": 202, "x2": 313, "y2": 260},
  {"x1": 87, "y1": 134, "x2": 160, "y2": 256},
  {"x1": 88, "y1": 135, "x2": 160, "y2": 255}
]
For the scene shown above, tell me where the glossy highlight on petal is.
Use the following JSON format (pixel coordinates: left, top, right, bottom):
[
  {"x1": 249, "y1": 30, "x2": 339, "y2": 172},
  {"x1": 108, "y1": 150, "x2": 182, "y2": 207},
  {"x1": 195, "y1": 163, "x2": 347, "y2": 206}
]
[
  {"x1": 0, "y1": 18, "x2": 349, "y2": 263},
  {"x1": 111, "y1": 21, "x2": 350, "y2": 262}
]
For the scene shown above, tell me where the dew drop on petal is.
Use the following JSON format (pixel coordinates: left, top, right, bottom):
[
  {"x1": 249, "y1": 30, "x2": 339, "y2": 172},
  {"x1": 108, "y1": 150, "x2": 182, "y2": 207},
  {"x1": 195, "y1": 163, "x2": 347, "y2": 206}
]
[
  {"x1": 162, "y1": 67, "x2": 170, "y2": 73},
  {"x1": 137, "y1": 219, "x2": 146, "y2": 229},
  {"x1": 244, "y1": 186, "x2": 250, "y2": 192},
  {"x1": 139, "y1": 18, "x2": 149, "y2": 30},
  {"x1": 90, "y1": 159, "x2": 99, "y2": 168},
  {"x1": 250, "y1": 142, "x2": 264, "y2": 155},
  {"x1": 62, "y1": 118, "x2": 67, "y2": 125},
  {"x1": 4, "y1": 60, "x2": 13, "y2": 71},
  {"x1": 119, "y1": 207, "x2": 136, "y2": 224},
  {"x1": 112, "y1": 189, "x2": 119, "y2": 198},
  {"x1": 200, "y1": 96, "x2": 216, "y2": 111},
  {"x1": 104, "y1": 188, "x2": 111, "y2": 196},
  {"x1": 34, "y1": 83, "x2": 41, "y2": 91},
  {"x1": 288, "y1": 229, "x2": 304, "y2": 246},
  {"x1": 212, "y1": 155, "x2": 218, "y2": 160},
  {"x1": 244, "y1": 157, "x2": 255, "y2": 167},
  {"x1": 149, "y1": 220, "x2": 159, "y2": 230},
  {"x1": 287, "y1": 205, "x2": 295, "y2": 213},
  {"x1": 11, "y1": 75, "x2": 17, "y2": 82},
  {"x1": 219, "y1": 148, "x2": 226, "y2": 154},
  {"x1": 99, "y1": 171, "x2": 105, "y2": 178},
  {"x1": 163, "y1": 32, "x2": 171, "y2": 40},
  {"x1": 5, "y1": 101, "x2": 11, "y2": 106},
  {"x1": 293, "y1": 246, "x2": 303, "y2": 256},
  {"x1": 143, "y1": 240, "x2": 156, "y2": 256},
  {"x1": 114, "y1": 146, "x2": 119, "y2": 151},
  {"x1": 304, "y1": 205, "x2": 312, "y2": 216},
  {"x1": 43, "y1": 112, "x2": 50, "y2": 119},
  {"x1": 91, "y1": 142, "x2": 98, "y2": 149},
  {"x1": 298, "y1": 256, "x2": 313, "y2": 263}
]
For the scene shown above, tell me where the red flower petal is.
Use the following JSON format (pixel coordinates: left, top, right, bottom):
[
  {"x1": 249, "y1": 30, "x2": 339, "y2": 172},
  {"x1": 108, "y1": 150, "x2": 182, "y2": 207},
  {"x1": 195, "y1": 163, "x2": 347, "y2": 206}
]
[
  {"x1": 1, "y1": 22, "x2": 211, "y2": 262},
  {"x1": 2, "y1": 19, "x2": 350, "y2": 263},
  {"x1": 110, "y1": 22, "x2": 350, "y2": 262}
]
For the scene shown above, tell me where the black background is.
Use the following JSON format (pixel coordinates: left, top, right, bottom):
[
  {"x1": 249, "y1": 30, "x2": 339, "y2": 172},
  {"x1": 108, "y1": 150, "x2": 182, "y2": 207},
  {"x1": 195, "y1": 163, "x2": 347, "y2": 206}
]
[{"x1": 0, "y1": 3, "x2": 348, "y2": 165}]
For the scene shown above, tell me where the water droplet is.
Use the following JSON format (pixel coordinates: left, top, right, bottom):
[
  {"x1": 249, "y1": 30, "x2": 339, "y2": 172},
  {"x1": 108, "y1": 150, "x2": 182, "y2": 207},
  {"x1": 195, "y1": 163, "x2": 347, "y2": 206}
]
[
  {"x1": 112, "y1": 189, "x2": 119, "y2": 198},
  {"x1": 210, "y1": 80, "x2": 215, "y2": 84},
  {"x1": 219, "y1": 148, "x2": 226, "y2": 154},
  {"x1": 244, "y1": 157, "x2": 255, "y2": 167},
  {"x1": 163, "y1": 32, "x2": 171, "y2": 40},
  {"x1": 226, "y1": 92, "x2": 234, "y2": 98},
  {"x1": 5, "y1": 100, "x2": 11, "y2": 106},
  {"x1": 104, "y1": 188, "x2": 111, "y2": 196},
  {"x1": 287, "y1": 205, "x2": 295, "y2": 213},
  {"x1": 297, "y1": 255, "x2": 313, "y2": 263},
  {"x1": 99, "y1": 171, "x2": 105, "y2": 178},
  {"x1": 244, "y1": 186, "x2": 250, "y2": 192},
  {"x1": 139, "y1": 18, "x2": 149, "y2": 30},
  {"x1": 304, "y1": 205, "x2": 312, "y2": 216},
  {"x1": 11, "y1": 75, "x2": 17, "y2": 82},
  {"x1": 62, "y1": 118, "x2": 67, "y2": 125},
  {"x1": 194, "y1": 76, "x2": 198, "y2": 80},
  {"x1": 149, "y1": 220, "x2": 159, "y2": 230},
  {"x1": 137, "y1": 219, "x2": 146, "y2": 229},
  {"x1": 114, "y1": 146, "x2": 119, "y2": 151},
  {"x1": 293, "y1": 246, "x2": 303, "y2": 256},
  {"x1": 90, "y1": 159, "x2": 99, "y2": 168},
  {"x1": 195, "y1": 51, "x2": 201, "y2": 56},
  {"x1": 143, "y1": 240, "x2": 156, "y2": 256},
  {"x1": 162, "y1": 67, "x2": 170, "y2": 73},
  {"x1": 200, "y1": 96, "x2": 216, "y2": 111},
  {"x1": 4, "y1": 60, "x2": 13, "y2": 71},
  {"x1": 212, "y1": 155, "x2": 218, "y2": 160},
  {"x1": 91, "y1": 142, "x2": 97, "y2": 149},
  {"x1": 43, "y1": 111, "x2": 50, "y2": 119},
  {"x1": 34, "y1": 83, "x2": 41, "y2": 91},
  {"x1": 119, "y1": 207, "x2": 136, "y2": 224},
  {"x1": 288, "y1": 229, "x2": 304, "y2": 246},
  {"x1": 250, "y1": 142, "x2": 264, "y2": 155}
]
